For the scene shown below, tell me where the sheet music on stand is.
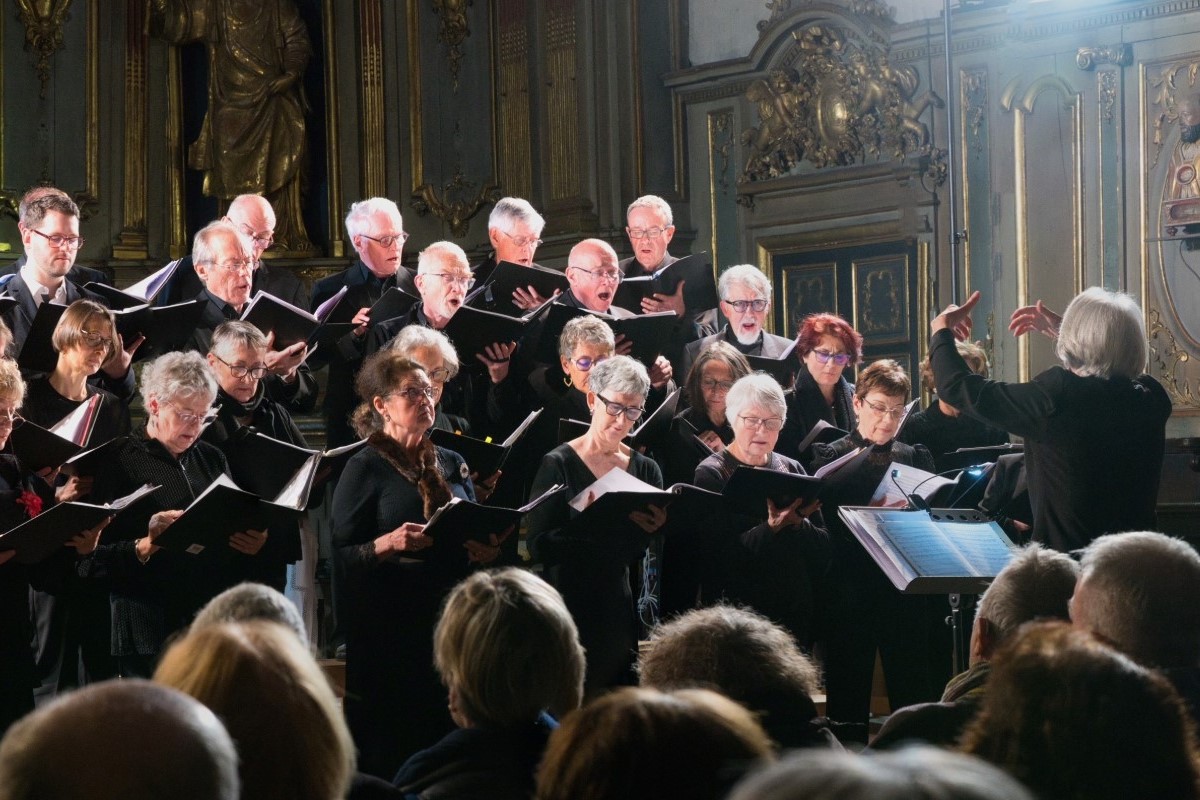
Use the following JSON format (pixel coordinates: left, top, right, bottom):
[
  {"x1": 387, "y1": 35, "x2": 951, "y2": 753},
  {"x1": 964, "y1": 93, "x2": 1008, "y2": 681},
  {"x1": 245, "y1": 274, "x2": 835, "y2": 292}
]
[{"x1": 837, "y1": 506, "x2": 1017, "y2": 595}]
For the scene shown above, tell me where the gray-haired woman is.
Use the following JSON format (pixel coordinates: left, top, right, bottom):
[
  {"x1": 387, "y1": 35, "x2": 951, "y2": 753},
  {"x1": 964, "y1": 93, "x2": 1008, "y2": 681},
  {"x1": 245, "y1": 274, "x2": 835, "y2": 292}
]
[
  {"x1": 692, "y1": 374, "x2": 829, "y2": 649},
  {"x1": 83, "y1": 351, "x2": 268, "y2": 678},
  {"x1": 526, "y1": 355, "x2": 667, "y2": 695}
]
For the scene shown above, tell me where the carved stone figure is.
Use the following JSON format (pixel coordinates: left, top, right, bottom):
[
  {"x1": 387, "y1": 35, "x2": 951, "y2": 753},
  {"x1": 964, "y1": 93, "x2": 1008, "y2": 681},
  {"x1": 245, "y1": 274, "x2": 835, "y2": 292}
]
[{"x1": 151, "y1": 0, "x2": 316, "y2": 253}]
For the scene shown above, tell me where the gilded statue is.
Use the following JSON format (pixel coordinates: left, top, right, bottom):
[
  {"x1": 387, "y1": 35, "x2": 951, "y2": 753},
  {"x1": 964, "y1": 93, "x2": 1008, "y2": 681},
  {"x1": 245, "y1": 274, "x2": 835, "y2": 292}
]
[{"x1": 150, "y1": 0, "x2": 317, "y2": 254}]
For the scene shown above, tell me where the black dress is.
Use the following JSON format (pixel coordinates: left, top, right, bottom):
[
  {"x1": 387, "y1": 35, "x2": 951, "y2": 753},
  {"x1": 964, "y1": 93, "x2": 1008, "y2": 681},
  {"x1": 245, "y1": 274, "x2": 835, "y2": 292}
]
[
  {"x1": 692, "y1": 449, "x2": 832, "y2": 648},
  {"x1": 526, "y1": 444, "x2": 662, "y2": 694},
  {"x1": 812, "y1": 432, "x2": 939, "y2": 725},
  {"x1": 930, "y1": 328, "x2": 1172, "y2": 552},
  {"x1": 898, "y1": 397, "x2": 1010, "y2": 472},
  {"x1": 332, "y1": 442, "x2": 476, "y2": 779},
  {"x1": 776, "y1": 369, "x2": 855, "y2": 468}
]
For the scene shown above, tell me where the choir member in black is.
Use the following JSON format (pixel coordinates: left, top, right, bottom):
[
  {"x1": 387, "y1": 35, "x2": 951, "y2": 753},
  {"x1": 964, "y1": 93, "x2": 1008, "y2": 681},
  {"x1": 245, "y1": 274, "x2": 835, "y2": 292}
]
[
  {"x1": 811, "y1": 360, "x2": 938, "y2": 725},
  {"x1": 472, "y1": 196, "x2": 551, "y2": 309},
  {"x1": 82, "y1": 351, "x2": 269, "y2": 678},
  {"x1": 25, "y1": 300, "x2": 132, "y2": 698},
  {"x1": 900, "y1": 341, "x2": 1010, "y2": 470},
  {"x1": 680, "y1": 264, "x2": 793, "y2": 378},
  {"x1": 331, "y1": 351, "x2": 502, "y2": 778},
  {"x1": 526, "y1": 356, "x2": 668, "y2": 696},
  {"x1": 930, "y1": 288, "x2": 1172, "y2": 553},
  {"x1": 0, "y1": 360, "x2": 105, "y2": 733},
  {"x1": 201, "y1": 321, "x2": 304, "y2": 590},
  {"x1": 692, "y1": 373, "x2": 830, "y2": 648},
  {"x1": 777, "y1": 312, "x2": 861, "y2": 466}
]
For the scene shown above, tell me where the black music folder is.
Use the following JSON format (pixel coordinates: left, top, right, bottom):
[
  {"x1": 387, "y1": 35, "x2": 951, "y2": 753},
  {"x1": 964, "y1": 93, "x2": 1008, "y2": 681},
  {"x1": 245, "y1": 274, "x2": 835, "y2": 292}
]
[
  {"x1": 429, "y1": 409, "x2": 542, "y2": 479},
  {"x1": 16, "y1": 302, "x2": 68, "y2": 374},
  {"x1": 86, "y1": 260, "x2": 182, "y2": 310},
  {"x1": 242, "y1": 287, "x2": 348, "y2": 350},
  {"x1": 554, "y1": 390, "x2": 679, "y2": 451},
  {"x1": 417, "y1": 483, "x2": 564, "y2": 564},
  {"x1": 223, "y1": 430, "x2": 366, "y2": 511},
  {"x1": 442, "y1": 299, "x2": 554, "y2": 361},
  {"x1": 534, "y1": 303, "x2": 677, "y2": 366},
  {"x1": 112, "y1": 299, "x2": 207, "y2": 360},
  {"x1": 152, "y1": 474, "x2": 302, "y2": 557},
  {"x1": 745, "y1": 338, "x2": 799, "y2": 387},
  {"x1": 837, "y1": 506, "x2": 1016, "y2": 593},
  {"x1": 613, "y1": 253, "x2": 718, "y2": 316},
  {"x1": 721, "y1": 446, "x2": 870, "y2": 518},
  {"x1": 794, "y1": 419, "x2": 849, "y2": 456},
  {"x1": 0, "y1": 483, "x2": 158, "y2": 564},
  {"x1": 468, "y1": 261, "x2": 567, "y2": 318},
  {"x1": 9, "y1": 395, "x2": 102, "y2": 473}
]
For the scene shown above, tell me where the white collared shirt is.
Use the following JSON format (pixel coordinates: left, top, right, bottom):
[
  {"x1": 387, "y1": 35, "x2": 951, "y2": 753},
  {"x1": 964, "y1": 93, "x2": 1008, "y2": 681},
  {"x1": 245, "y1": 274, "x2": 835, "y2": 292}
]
[{"x1": 19, "y1": 262, "x2": 68, "y2": 308}]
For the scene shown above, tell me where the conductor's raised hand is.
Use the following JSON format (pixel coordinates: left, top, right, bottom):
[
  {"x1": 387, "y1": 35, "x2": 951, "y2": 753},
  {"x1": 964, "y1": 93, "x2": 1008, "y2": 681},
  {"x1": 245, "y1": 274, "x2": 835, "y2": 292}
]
[
  {"x1": 1008, "y1": 299, "x2": 1062, "y2": 340},
  {"x1": 930, "y1": 290, "x2": 981, "y2": 341},
  {"x1": 629, "y1": 503, "x2": 668, "y2": 534},
  {"x1": 374, "y1": 521, "x2": 432, "y2": 559}
]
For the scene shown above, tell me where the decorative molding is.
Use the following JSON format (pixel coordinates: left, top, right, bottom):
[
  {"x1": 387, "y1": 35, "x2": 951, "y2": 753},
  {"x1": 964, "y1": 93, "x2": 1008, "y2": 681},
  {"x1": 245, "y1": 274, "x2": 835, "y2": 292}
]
[
  {"x1": 963, "y1": 68, "x2": 988, "y2": 150},
  {"x1": 709, "y1": 110, "x2": 734, "y2": 195},
  {"x1": 1099, "y1": 70, "x2": 1119, "y2": 124},
  {"x1": 113, "y1": 0, "x2": 149, "y2": 260},
  {"x1": 359, "y1": 0, "x2": 386, "y2": 198},
  {"x1": 1075, "y1": 43, "x2": 1132, "y2": 71},
  {"x1": 432, "y1": 0, "x2": 472, "y2": 91},
  {"x1": 496, "y1": 0, "x2": 533, "y2": 198},
  {"x1": 322, "y1": 0, "x2": 344, "y2": 257},
  {"x1": 15, "y1": 0, "x2": 73, "y2": 98},
  {"x1": 545, "y1": 0, "x2": 583, "y2": 203},
  {"x1": 1147, "y1": 59, "x2": 1200, "y2": 170},
  {"x1": 412, "y1": 172, "x2": 501, "y2": 237},
  {"x1": 166, "y1": 47, "x2": 186, "y2": 258},
  {"x1": 1150, "y1": 306, "x2": 1200, "y2": 409}
]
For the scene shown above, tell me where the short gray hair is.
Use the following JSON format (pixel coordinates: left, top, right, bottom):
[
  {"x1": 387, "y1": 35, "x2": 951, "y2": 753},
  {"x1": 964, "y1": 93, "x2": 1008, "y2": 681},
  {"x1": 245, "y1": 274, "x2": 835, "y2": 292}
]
[
  {"x1": 344, "y1": 197, "x2": 402, "y2": 240},
  {"x1": 488, "y1": 196, "x2": 544, "y2": 235},
  {"x1": 1055, "y1": 287, "x2": 1147, "y2": 379},
  {"x1": 417, "y1": 241, "x2": 469, "y2": 275},
  {"x1": 626, "y1": 195, "x2": 673, "y2": 226},
  {"x1": 1077, "y1": 531, "x2": 1200, "y2": 668},
  {"x1": 192, "y1": 582, "x2": 307, "y2": 644},
  {"x1": 387, "y1": 324, "x2": 460, "y2": 379},
  {"x1": 728, "y1": 747, "x2": 1033, "y2": 800},
  {"x1": 588, "y1": 355, "x2": 649, "y2": 399},
  {"x1": 209, "y1": 320, "x2": 268, "y2": 357},
  {"x1": 725, "y1": 373, "x2": 786, "y2": 421},
  {"x1": 140, "y1": 351, "x2": 217, "y2": 408},
  {"x1": 719, "y1": 264, "x2": 772, "y2": 303},
  {"x1": 976, "y1": 543, "x2": 1079, "y2": 643},
  {"x1": 192, "y1": 220, "x2": 246, "y2": 267},
  {"x1": 558, "y1": 315, "x2": 614, "y2": 359}
]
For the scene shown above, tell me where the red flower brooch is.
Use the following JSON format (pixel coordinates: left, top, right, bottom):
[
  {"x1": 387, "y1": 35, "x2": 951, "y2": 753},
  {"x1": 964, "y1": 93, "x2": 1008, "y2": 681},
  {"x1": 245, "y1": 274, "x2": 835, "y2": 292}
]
[{"x1": 15, "y1": 490, "x2": 42, "y2": 519}]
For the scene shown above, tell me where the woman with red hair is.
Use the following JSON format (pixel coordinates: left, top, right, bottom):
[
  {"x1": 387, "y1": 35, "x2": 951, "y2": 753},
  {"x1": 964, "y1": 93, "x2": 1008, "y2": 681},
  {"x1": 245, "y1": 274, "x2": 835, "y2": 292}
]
[{"x1": 777, "y1": 313, "x2": 863, "y2": 466}]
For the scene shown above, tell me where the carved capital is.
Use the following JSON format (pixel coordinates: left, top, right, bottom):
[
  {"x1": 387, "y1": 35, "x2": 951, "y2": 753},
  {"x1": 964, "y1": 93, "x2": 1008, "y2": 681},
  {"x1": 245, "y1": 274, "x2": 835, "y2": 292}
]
[
  {"x1": 15, "y1": 0, "x2": 74, "y2": 98},
  {"x1": 1075, "y1": 43, "x2": 1132, "y2": 71}
]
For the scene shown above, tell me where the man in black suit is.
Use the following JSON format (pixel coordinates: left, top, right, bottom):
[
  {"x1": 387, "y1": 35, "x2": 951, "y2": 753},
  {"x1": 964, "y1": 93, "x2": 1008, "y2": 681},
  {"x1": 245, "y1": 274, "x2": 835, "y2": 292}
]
[
  {"x1": 156, "y1": 194, "x2": 309, "y2": 309},
  {"x1": 0, "y1": 186, "x2": 109, "y2": 289},
  {"x1": 680, "y1": 263, "x2": 793, "y2": 378},
  {"x1": 472, "y1": 196, "x2": 550, "y2": 310},
  {"x1": 309, "y1": 197, "x2": 408, "y2": 447}
]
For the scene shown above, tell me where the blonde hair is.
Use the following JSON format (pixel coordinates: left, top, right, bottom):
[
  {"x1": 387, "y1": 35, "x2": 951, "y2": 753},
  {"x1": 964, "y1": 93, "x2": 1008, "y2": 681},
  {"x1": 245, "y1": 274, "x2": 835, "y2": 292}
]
[
  {"x1": 154, "y1": 621, "x2": 354, "y2": 800},
  {"x1": 0, "y1": 358, "x2": 25, "y2": 407},
  {"x1": 51, "y1": 299, "x2": 116, "y2": 356}
]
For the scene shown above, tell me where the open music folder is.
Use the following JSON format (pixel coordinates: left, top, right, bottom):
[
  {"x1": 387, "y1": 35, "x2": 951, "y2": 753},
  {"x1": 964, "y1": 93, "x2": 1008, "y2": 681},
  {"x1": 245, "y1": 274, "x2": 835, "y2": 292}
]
[{"x1": 837, "y1": 506, "x2": 1017, "y2": 594}]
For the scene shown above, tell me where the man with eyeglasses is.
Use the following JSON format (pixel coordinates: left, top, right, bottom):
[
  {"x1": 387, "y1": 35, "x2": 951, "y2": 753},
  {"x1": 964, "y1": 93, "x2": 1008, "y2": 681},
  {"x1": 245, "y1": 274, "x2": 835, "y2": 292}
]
[
  {"x1": 155, "y1": 194, "x2": 309, "y2": 309},
  {"x1": 680, "y1": 263, "x2": 793, "y2": 379},
  {"x1": 1, "y1": 186, "x2": 109, "y2": 289},
  {"x1": 472, "y1": 197, "x2": 551, "y2": 311},
  {"x1": 187, "y1": 219, "x2": 316, "y2": 413}
]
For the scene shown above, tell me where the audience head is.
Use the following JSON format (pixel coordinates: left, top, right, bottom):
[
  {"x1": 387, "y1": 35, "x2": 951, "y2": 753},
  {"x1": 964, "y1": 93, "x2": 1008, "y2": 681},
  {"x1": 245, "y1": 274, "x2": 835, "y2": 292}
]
[
  {"x1": 639, "y1": 605, "x2": 821, "y2": 744},
  {"x1": 345, "y1": 197, "x2": 406, "y2": 278},
  {"x1": 154, "y1": 621, "x2": 355, "y2": 800},
  {"x1": 388, "y1": 324, "x2": 460, "y2": 408},
  {"x1": 727, "y1": 746, "x2": 1034, "y2": 800},
  {"x1": 1055, "y1": 286, "x2": 1147, "y2": 379},
  {"x1": 435, "y1": 568, "x2": 584, "y2": 728},
  {"x1": 193, "y1": 220, "x2": 254, "y2": 309},
  {"x1": 1072, "y1": 531, "x2": 1200, "y2": 668},
  {"x1": 558, "y1": 315, "x2": 615, "y2": 393},
  {"x1": 625, "y1": 195, "x2": 676, "y2": 271},
  {"x1": 567, "y1": 239, "x2": 622, "y2": 313},
  {"x1": 684, "y1": 341, "x2": 752, "y2": 424},
  {"x1": 971, "y1": 543, "x2": 1079, "y2": 665},
  {"x1": 414, "y1": 241, "x2": 473, "y2": 326},
  {"x1": 224, "y1": 195, "x2": 276, "y2": 263},
  {"x1": 192, "y1": 581, "x2": 307, "y2": 643},
  {"x1": 207, "y1": 320, "x2": 269, "y2": 405},
  {"x1": 797, "y1": 313, "x2": 862, "y2": 392},
  {"x1": 18, "y1": 189, "x2": 81, "y2": 284},
  {"x1": 961, "y1": 620, "x2": 1200, "y2": 800},
  {"x1": 0, "y1": 359, "x2": 25, "y2": 451},
  {"x1": 51, "y1": 299, "x2": 116, "y2": 376},
  {"x1": 535, "y1": 687, "x2": 773, "y2": 800},
  {"x1": 726, "y1": 373, "x2": 788, "y2": 465},
  {"x1": 718, "y1": 265, "x2": 772, "y2": 345},
  {"x1": 852, "y1": 359, "x2": 910, "y2": 446},
  {"x1": 0, "y1": 679, "x2": 239, "y2": 800},
  {"x1": 352, "y1": 350, "x2": 433, "y2": 439},
  {"x1": 488, "y1": 196, "x2": 545, "y2": 266},
  {"x1": 142, "y1": 351, "x2": 218, "y2": 457}
]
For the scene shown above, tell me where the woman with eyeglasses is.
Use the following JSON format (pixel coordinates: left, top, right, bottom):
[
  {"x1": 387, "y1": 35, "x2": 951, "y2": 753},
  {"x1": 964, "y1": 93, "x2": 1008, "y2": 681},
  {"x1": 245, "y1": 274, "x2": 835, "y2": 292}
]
[
  {"x1": 810, "y1": 359, "x2": 938, "y2": 727},
  {"x1": 526, "y1": 355, "x2": 668, "y2": 696},
  {"x1": 332, "y1": 349, "x2": 501, "y2": 778},
  {"x1": 691, "y1": 373, "x2": 830, "y2": 648},
  {"x1": 22, "y1": 300, "x2": 133, "y2": 696},
  {"x1": 777, "y1": 313, "x2": 862, "y2": 467},
  {"x1": 200, "y1": 321, "x2": 305, "y2": 592},
  {"x1": 83, "y1": 351, "x2": 269, "y2": 679}
]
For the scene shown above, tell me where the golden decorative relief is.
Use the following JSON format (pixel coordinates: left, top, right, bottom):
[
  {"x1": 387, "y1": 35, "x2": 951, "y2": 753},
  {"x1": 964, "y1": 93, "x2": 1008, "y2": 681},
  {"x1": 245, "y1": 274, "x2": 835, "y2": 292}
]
[
  {"x1": 710, "y1": 111, "x2": 734, "y2": 195},
  {"x1": 411, "y1": 172, "x2": 501, "y2": 238},
  {"x1": 1098, "y1": 70, "x2": 1118, "y2": 125},
  {"x1": 1147, "y1": 59, "x2": 1200, "y2": 169},
  {"x1": 432, "y1": 0, "x2": 472, "y2": 92},
  {"x1": 963, "y1": 69, "x2": 988, "y2": 149},
  {"x1": 740, "y1": 21, "x2": 942, "y2": 182},
  {"x1": 1149, "y1": 306, "x2": 1200, "y2": 409},
  {"x1": 15, "y1": 0, "x2": 73, "y2": 98},
  {"x1": 1075, "y1": 43, "x2": 1131, "y2": 72}
]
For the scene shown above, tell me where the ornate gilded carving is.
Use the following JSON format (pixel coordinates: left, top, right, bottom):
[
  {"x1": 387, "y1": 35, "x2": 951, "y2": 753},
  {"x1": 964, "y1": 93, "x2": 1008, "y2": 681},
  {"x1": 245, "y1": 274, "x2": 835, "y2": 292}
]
[
  {"x1": 1149, "y1": 307, "x2": 1200, "y2": 409},
  {"x1": 710, "y1": 111, "x2": 734, "y2": 195},
  {"x1": 1098, "y1": 70, "x2": 1118, "y2": 125},
  {"x1": 1147, "y1": 60, "x2": 1200, "y2": 169},
  {"x1": 15, "y1": 0, "x2": 73, "y2": 98},
  {"x1": 545, "y1": 0, "x2": 581, "y2": 202},
  {"x1": 432, "y1": 0, "x2": 472, "y2": 91},
  {"x1": 497, "y1": 0, "x2": 533, "y2": 197},
  {"x1": 1075, "y1": 43, "x2": 1132, "y2": 71},
  {"x1": 114, "y1": 0, "x2": 149, "y2": 260},
  {"x1": 963, "y1": 69, "x2": 988, "y2": 150},
  {"x1": 740, "y1": 23, "x2": 941, "y2": 181},
  {"x1": 359, "y1": 0, "x2": 387, "y2": 198},
  {"x1": 758, "y1": 0, "x2": 792, "y2": 30},
  {"x1": 412, "y1": 172, "x2": 501, "y2": 237}
]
